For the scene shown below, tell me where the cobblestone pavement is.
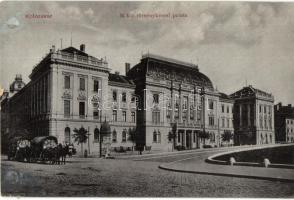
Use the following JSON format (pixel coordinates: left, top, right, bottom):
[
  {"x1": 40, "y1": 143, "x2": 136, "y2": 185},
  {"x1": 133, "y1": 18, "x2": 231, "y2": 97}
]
[{"x1": 2, "y1": 154, "x2": 294, "y2": 197}]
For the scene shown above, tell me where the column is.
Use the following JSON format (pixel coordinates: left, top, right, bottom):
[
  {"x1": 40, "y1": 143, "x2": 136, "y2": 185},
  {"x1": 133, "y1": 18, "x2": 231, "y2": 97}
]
[
  {"x1": 194, "y1": 87, "x2": 197, "y2": 123},
  {"x1": 183, "y1": 130, "x2": 186, "y2": 147},
  {"x1": 171, "y1": 84, "x2": 174, "y2": 121},
  {"x1": 247, "y1": 104, "x2": 251, "y2": 127},
  {"x1": 43, "y1": 76, "x2": 46, "y2": 114},
  {"x1": 239, "y1": 104, "x2": 242, "y2": 127},
  {"x1": 47, "y1": 73, "x2": 51, "y2": 113},
  {"x1": 187, "y1": 95, "x2": 190, "y2": 124},
  {"x1": 179, "y1": 85, "x2": 182, "y2": 123}
]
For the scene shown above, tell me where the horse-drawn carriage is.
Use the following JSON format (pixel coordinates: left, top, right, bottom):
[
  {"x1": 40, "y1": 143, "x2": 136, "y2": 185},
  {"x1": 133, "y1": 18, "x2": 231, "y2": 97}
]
[
  {"x1": 7, "y1": 134, "x2": 77, "y2": 164},
  {"x1": 30, "y1": 136, "x2": 59, "y2": 164},
  {"x1": 7, "y1": 136, "x2": 31, "y2": 162}
]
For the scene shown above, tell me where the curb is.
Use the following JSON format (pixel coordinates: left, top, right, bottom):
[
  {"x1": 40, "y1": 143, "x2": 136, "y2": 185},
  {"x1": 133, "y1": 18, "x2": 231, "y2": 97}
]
[
  {"x1": 206, "y1": 144, "x2": 294, "y2": 169},
  {"x1": 158, "y1": 164, "x2": 294, "y2": 183}
]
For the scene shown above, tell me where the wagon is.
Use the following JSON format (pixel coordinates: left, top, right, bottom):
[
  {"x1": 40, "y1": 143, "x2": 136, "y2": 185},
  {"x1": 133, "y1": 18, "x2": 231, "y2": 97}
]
[
  {"x1": 7, "y1": 136, "x2": 31, "y2": 162},
  {"x1": 30, "y1": 136, "x2": 58, "y2": 163}
]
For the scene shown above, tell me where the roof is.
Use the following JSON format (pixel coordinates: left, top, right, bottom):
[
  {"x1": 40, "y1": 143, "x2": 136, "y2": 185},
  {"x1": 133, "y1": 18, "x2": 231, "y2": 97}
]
[
  {"x1": 142, "y1": 53, "x2": 199, "y2": 70},
  {"x1": 131, "y1": 54, "x2": 214, "y2": 90},
  {"x1": 61, "y1": 46, "x2": 88, "y2": 56},
  {"x1": 109, "y1": 73, "x2": 134, "y2": 85},
  {"x1": 230, "y1": 85, "x2": 273, "y2": 99},
  {"x1": 219, "y1": 92, "x2": 231, "y2": 100}
]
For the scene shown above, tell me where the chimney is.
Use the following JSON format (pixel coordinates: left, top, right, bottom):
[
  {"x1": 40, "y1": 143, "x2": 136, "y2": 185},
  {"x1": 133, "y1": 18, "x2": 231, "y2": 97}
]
[
  {"x1": 125, "y1": 63, "x2": 131, "y2": 75},
  {"x1": 80, "y1": 44, "x2": 85, "y2": 52}
]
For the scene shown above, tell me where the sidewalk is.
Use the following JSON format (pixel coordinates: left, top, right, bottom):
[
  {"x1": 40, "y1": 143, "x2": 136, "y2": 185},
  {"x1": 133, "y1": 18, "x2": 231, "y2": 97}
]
[{"x1": 159, "y1": 150, "x2": 294, "y2": 183}]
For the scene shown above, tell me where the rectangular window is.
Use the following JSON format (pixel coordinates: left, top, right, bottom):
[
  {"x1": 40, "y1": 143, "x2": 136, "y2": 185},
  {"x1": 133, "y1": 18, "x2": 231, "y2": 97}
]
[
  {"x1": 221, "y1": 104, "x2": 225, "y2": 113},
  {"x1": 64, "y1": 100, "x2": 70, "y2": 117},
  {"x1": 112, "y1": 110, "x2": 117, "y2": 121},
  {"x1": 122, "y1": 111, "x2": 127, "y2": 122},
  {"x1": 152, "y1": 111, "x2": 160, "y2": 124},
  {"x1": 131, "y1": 112, "x2": 136, "y2": 123},
  {"x1": 227, "y1": 106, "x2": 229, "y2": 113},
  {"x1": 80, "y1": 78, "x2": 85, "y2": 91},
  {"x1": 113, "y1": 90, "x2": 117, "y2": 102},
  {"x1": 93, "y1": 111, "x2": 99, "y2": 119},
  {"x1": 122, "y1": 92, "x2": 126, "y2": 102},
  {"x1": 79, "y1": 102, "x2": 85, "y2": 117},
  {"x1": 94, "y1": 80, "x2": 99, "y2": 92},
  {"x1": 193, "y1": 132, "x2": 196, "y2": 143},
  {"x1": 260, "y1": 118, "x2": 263, "y2": 128},
  {"x1": 183, "y1": 96, "x2": 188, "y2": 110},
  {"x1": 153, "y1": 94, "x2": 159, "y2": 104},
  {"x1": 178, "y1": 132, "x2": 181, "y2": 143},
  {"x1": 208, "y1": 100, "x2": 214, "y2": 110},
  {"x1": 222, "y1": 118, "x2": 225, "y2": 127},
  {"x1": 209, "y1": 116, "x2": 214, "y2": 126},
  {"x1": 227, "y1": 119, "x2": 230, "y2": 128},
  {"x1": 259, "y1": 105, "x2": 262, "y2": 113},
  {"x1": 264, "y1": 106, "x2": 267, "y2": 113},
  {"x1": 64, "y1": 76, "x2": 70, "y2": 89}
]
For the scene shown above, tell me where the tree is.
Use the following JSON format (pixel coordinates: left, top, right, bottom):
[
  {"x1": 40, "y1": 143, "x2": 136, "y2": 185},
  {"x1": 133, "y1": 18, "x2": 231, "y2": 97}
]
[
  {"x1": 168, "y1": 123, "x2": 177, "y2": 151},
  {"x1": 198, "y1": 130, "x2": 210, "y2": 145},
  {"x1": 221, "y1": 130, "x2": 233, "y2": 143},
  {"x1": 128, "y1": 127, "x2": 137, "y2": 151},
  {"x1": 72, "y1": 127, "x2": 88, "y2": 155}
]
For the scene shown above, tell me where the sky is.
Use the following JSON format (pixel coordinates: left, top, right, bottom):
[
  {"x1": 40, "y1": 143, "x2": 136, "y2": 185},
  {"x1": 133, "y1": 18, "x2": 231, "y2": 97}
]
[{"x1": 0, "y1": 1, "x2": 293, "y2": 105}]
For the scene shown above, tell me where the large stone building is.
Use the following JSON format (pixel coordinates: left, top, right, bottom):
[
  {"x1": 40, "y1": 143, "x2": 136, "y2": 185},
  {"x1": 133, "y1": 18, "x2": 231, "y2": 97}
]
[
  {"x1": 274, "y1": 103, "x2": 294, "y2": 143},
  {"x1": 230, "y1": 86, "x2": 275, "y2": 145},
  {"x1": 127, "y1": 54, "x2": 234, "y2": 151},
  {"x1": 1, "y1": 45, "x2": 136, "y2": 155}
]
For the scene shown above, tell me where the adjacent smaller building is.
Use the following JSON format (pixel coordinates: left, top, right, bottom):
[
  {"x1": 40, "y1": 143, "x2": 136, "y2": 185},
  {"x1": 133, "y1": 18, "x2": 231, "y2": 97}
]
[
  {"x1": 274, "y1": 103, "x2": 294, "y2": 143},
  {"x1": 230, "y1": 85, "x2": 275, "y2": 145}
]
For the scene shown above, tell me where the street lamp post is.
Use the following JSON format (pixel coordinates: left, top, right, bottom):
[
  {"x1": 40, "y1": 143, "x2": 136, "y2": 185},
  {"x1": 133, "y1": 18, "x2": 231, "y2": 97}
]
[{"x1": 200, "y1": 86, "x2": 205, "y2": 147}]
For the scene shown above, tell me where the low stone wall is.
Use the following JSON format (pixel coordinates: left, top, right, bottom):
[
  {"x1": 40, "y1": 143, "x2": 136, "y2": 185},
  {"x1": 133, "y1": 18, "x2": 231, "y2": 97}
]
[{"x1": 206, "y1": 144, "x2": 294, "y2": 169}]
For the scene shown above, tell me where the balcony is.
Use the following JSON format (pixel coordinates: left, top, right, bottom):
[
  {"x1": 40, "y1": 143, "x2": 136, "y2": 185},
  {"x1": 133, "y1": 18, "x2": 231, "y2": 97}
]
[{"x1": 51, "y1": 51, "x2": 108, "y2": 68}]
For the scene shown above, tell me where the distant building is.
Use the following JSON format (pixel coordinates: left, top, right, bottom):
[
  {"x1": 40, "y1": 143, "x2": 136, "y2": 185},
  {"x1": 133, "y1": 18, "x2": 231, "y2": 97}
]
[
  {"x1": 9, "y1": 74, "x2": 26, "y2": 96},
  {"x1": 230, "y1": 86, "x2": 275, "y2": 145},
  {"x1": 274, "y1": 103, "x2": 294, "y2": 143},
  {"x1": 218, "y1": 93, "x2": 235, "y2": 146}
]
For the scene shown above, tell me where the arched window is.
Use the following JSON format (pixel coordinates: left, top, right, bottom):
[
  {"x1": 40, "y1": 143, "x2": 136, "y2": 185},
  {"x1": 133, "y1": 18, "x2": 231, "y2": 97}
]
[
  {"x1": 94, "y1": 128, "x2": 99, "y2": 142},
  {"x1": 122, "y1": 129, "x2": 127, "y2": 142},
  {"x1": 260, "y1": 134, "x2": 263, "y2": 144},
  {"x1": 265, "y1": 134, "x2": 268, "y2": 144},
  {"x1": 64, "y1": 127, "x2": 71, "y2": 144},
  {"x1": 112, "y1": 129, "x2": 117, "y2": 142},
  {"x1": 153, "y1": 130, "x2": 157, "y2": 143},
  {"x1": 270, "y1": 134, "x2": 272, "y2": 144},
  {"x1": 157, "y1": 130, "x2": 161, "y2": 143}
]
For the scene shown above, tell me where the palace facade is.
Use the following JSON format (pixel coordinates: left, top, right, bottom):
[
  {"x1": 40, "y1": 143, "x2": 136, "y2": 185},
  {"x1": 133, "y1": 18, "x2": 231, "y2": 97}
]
[
  {"x1": 127, "y1": 54, "x2": 234, "y2": 151},
  {"x1": 1, "y1": 44, "x2": 276, "y2": 154}
]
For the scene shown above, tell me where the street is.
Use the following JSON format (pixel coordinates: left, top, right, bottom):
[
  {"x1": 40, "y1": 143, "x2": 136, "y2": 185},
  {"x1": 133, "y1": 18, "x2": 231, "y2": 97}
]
[{"x1": 2, "y1": 147, "x2": 294, "y2": 197}]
